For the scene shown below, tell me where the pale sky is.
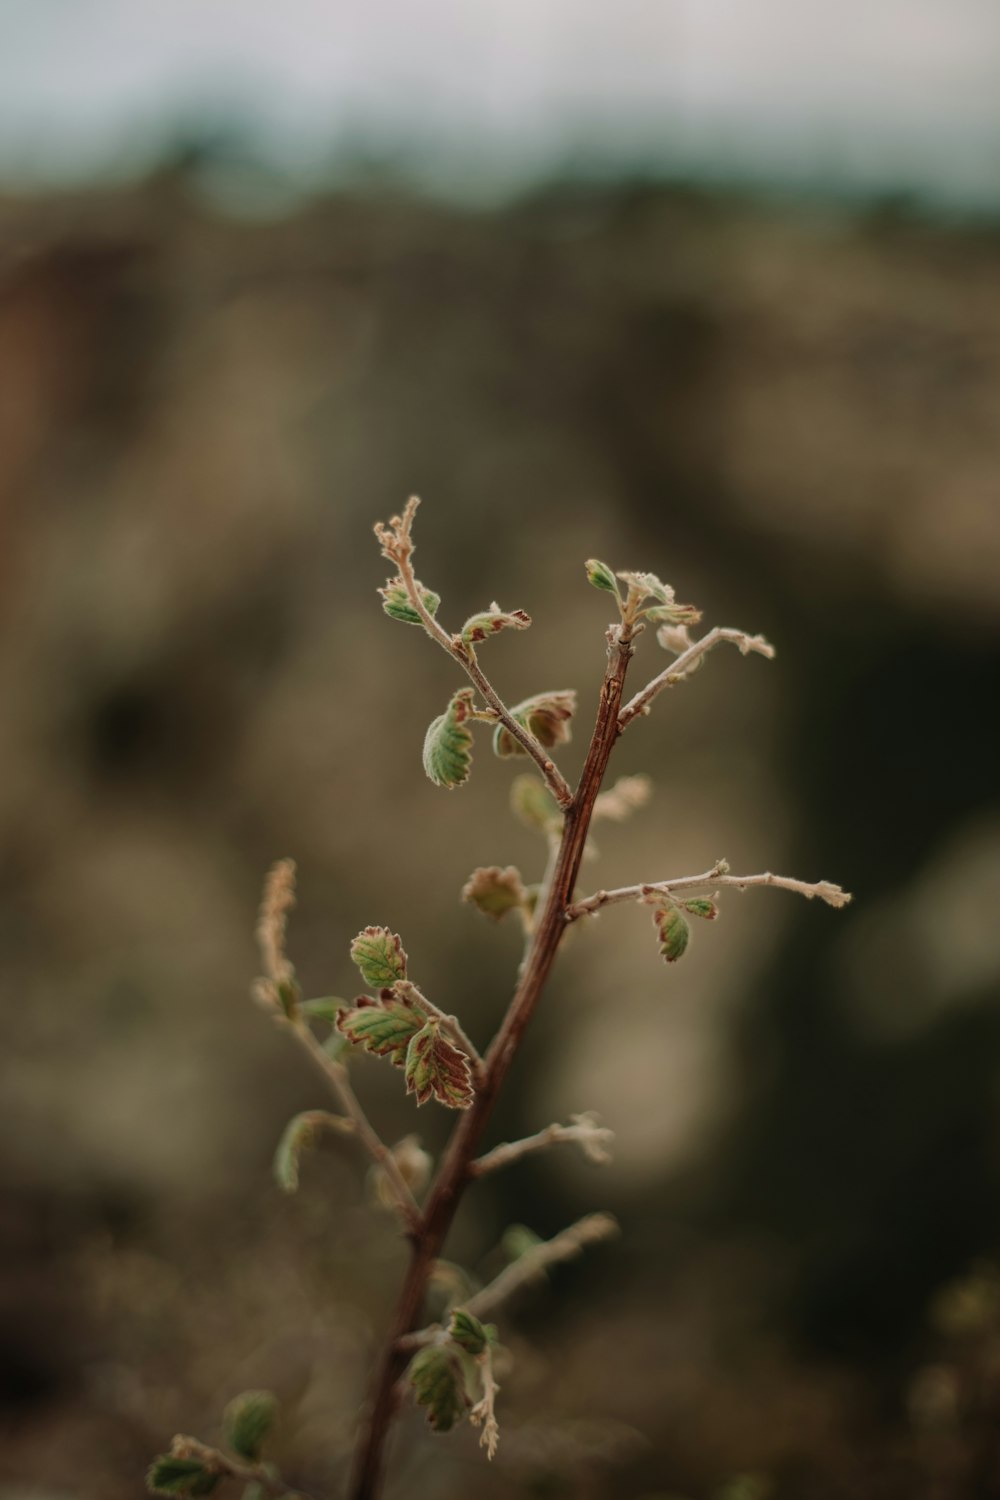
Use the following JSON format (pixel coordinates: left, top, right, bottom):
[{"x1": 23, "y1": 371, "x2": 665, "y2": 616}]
[{"x1": 2, "y1": 0, "x2": 999, "y2": 205}]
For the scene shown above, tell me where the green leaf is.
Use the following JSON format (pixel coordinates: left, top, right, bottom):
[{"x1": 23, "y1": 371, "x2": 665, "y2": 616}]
[
  {"x1": 461, "y1": 865, "x2": 528, "y2": 922},
  {"x1": 405, "y1": 1019, "x2": 474, "y2": 1109},
  {"x1": 300, "y1": 996, "x2": 346, "y2": 1025},
  {"x1": 652, "y1": 902, "x2": 690, "y2": 963},
  {"x1": 273, "y1": 1110, "x2": 351, "y2": 1193},
  {"x1": 350, "y1": 926, "x2": 408, "y2": 985},
  {"x1": 449, "y1": 1308, "x2": 489, "y2": 1356},
  {"x1": 408, "y1": 1344, "x2": 470, "y2": 1433},
  {"x1": 616, "y1": 569, "x2": 674, "y2": 607},
  {"x1": 146, "y1": 1457, "x2": 220, "y2": 1497},
  {"x1": 337, "y1": 1001, "x2": 424, "y2": 1066},
  {"x1": 223, "y1": 1390, "x2": 279, "y2": 1461},
  {"x1": 379, "y1": 576, "x2": 441, "y2": 625},
  {"x1": 682, "y1": 897, "x2": 718, "y2": 920},
  {"x1": 493, "y1": 690, "x2": 576, "y2": 758},
  {"x1": 460, "y1": 604, "x2": 531, "y2": 643},
  {"x1": 501, "y1": 1223, "x2": 544, "y2": 1261},
  {"x1": 423, "y1": 687, "x2": 476, "y2": 789},
  {"x1": 510, "y1": 774, "x2": 563, "y2": 833},
  {"x1": 585, "y1": 558, "x2": 621, "y2": 597}
]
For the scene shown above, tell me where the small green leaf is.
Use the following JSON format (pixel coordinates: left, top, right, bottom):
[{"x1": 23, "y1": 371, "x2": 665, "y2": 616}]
[
  {"x1": 461, "y1": 865, "x2": 528, "y2": 922},
  {"x1": 460, "y1": 604, "x2": 531, "y2": 643},
  {"x1": 405, "y1": 1019, "x2": 474, "y2": 1109},
  {"x1": 300, "y1": 996, "x2": 346, "y2": 1025},
  {"x1": 147, "y1": 1457, "x2": 219, "y2": 1497},
  {"x1": 337, "y1": 1000, "x2": 423, "y2": 1066},
  {"x1": 682, "y1": 897, "x2": 718, "y2": 920},
  {"x1": 350, "y1": 926, "x2": 408, "y2": 985},
  {"x1": 449, "y1": 1308, "x2": 489, "y2": 1356},
  {"x1": 423, "y1": 687, "x2": 476, "y2": 789},
  {"x1": 616, "y1": 569, "x2": 674, "y2": 607},
  {"x1": 379, "y1": 576, "x2": 441, "y2": 625},
  {"x1": 510, "y1": 774, "x2": 563, "y2": 833},
  {"x1": 493, "y1": 690, "x2": 576, "y2": 759},
  {"x1": 653, "y1": 902, "x2": 690, "y2": 963},
  {"x1": 223, "y1": 1390, "x2": 279, "y2": 1461},
  {"x1": 585, "y1": 558, "x2": 621, "y2": 596},
  {"x1": 408, "y1": 1344, "x2": 470, "y2": 1433},
  {"x1": 501, "y1": 1223, "x2": 544, "y2": 1261},
  {"x1": 274, "y1": 1110, "x2": 351, "y2": 1192}
]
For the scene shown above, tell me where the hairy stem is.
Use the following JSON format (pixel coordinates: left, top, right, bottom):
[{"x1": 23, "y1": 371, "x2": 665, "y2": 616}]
[
  {"x1": 167, "y1": 1436, "x2": 302, "y2": 1498},
  {"x1": 567, "y1": 866, "x2": 852, "y2": 919},
  {"x1": 618, "y1": 625, "x2": 774, "y2": 731},
  {"x1": 469, "y1": 1115, "x2": 614, "y2": 1176},
  {"x1": 347, "y1": 621, "x2": 635, "y2": 1500}
]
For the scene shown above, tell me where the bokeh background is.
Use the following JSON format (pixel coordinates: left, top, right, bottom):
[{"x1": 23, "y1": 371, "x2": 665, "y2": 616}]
[{"x1": 2, "y1": 5, "x2": 1000, "y2": 1498}]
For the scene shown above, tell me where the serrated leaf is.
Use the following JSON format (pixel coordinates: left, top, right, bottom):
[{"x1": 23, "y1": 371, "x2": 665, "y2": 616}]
[
  {"x1": 379, "y1": 576, "x2": 441, "y2": 625},
  {"x1": 273, "y1": 1110, "x2": 352, "y2": 1192},
  {"x1": 585, "y1": 558, "x2": 621, "y2": 596},
  {"x1": 510, "y1": 774, "x2": 563, "y2": 833},
  {"x1": 408, "y1": 1344, "x2": 470, "y2": 1433},
  {"x1": 223, "y1": 1390, "x2": 278, "y2": 1461},
  {"x1": 147, "y1": 1457, "x2": 219, "y2": 1497},
  {"x1": 423, "y1": 687, "x2": 475, "y2": 789},
  {"x1": 337, "y1": 1001, "x2": 423, "y2": 1066},
  {"x1": 616, "y1": 569, "x2": 674, "y2": 607},
  {"x1": 460, "y1": 604, "x2": 531, "y2": 644},
  {"x1": 449, "y1": 1308, "x2": 489, "y2": 1356},
  {"x1": 300, "y1": 996, "x2": 346, "y2": 1025},
  {"x1": 682, "y1": 897, "x2": 718, "y2": 920},
  {"x1": 645, "y1": 601, "x2": 703, "y2": 626},
  {"x1": 461, "y1": 865, "x2": 528, "y2": 922},
  {"x1": 493, "y1": 690, "x2": 576, "y2": 759},
  {"x1": 405, "y1": 1019, "x2": 474, "y2": 1109},
  {"x1": 653, "y1": 902, "x2": 690, "y2": 962},
  {"x1": 350, "y1": 926, "x2": 408, "y2": 985}
]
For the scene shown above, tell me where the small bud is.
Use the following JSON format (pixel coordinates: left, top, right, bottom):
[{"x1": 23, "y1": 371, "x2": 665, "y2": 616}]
[
  {"x1": 652, "y1": 901, "x2": 690, "y2": 962},
  {"x1": 585, "y1": 559, "x2": 620, "y2": 597},
  {"x1": 682, "y1": 897, "x2": 718, "y2": 920},
  {"x1": 615, "y1": 569, "x2": 674, "y2": 607},
  {"x1": 423, "y1": 687, "x2": 476, "y2": 789},
  {"x1": 350, "y1": 926, "x2": 408, "y2": 986},
  {"x1": 222, "y1": 1390, "x2": 278, "y2": 1462},
  {"x1": 378, "y1": 576, "x2": 441, "y2": 625},
  {"x1": 645, "y1": 601, "x2": 703, "y2": 627},
  {"x1": 461, "y1": 865, "x2": 528, "y2": 922}
]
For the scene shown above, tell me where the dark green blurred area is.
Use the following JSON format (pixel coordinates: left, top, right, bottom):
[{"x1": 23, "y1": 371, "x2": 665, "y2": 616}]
[{"x1": 1, "y1": 170, "x2": 999, "y2": 1500}]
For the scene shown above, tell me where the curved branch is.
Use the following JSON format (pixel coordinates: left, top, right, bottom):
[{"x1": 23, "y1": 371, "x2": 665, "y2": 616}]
[
  {"x1": 618, "y1": 626, "x2": 774, "y2": 731},
  {"x1": 567, "y1": 863, "x2": 852, "y2": 920}
]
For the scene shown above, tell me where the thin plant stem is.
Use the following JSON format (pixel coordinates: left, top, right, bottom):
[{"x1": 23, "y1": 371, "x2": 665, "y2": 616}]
[
  {"x1": 469, "y1": 1116, "x2": 614, "y2": 1176},
  {"x1": 618, "y1": 626, "x2": 774, "y2": 731},
  {"x1": 566, "y1": 865, "x2": 852, "y2": 919}
]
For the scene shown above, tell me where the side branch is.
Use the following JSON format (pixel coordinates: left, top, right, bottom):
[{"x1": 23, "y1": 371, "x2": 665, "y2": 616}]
[
  {"x1": 464, "y1": 1213, "x2": 620, "y2": 1320},
  {"x1": 158, "y1": 1436, "x2": 303, "y2": 1498},
  {"x1": 282, "y1": 1018, "x2": 423, "y2": 1232},
  {"x1": 567, "y1": 863, "x2": 852, "y2": 920},
  {"x1": 469, "y1": 1113, "x2": 614, "y2": 1176},
  {"x1": 376, "y1": 498, "x2": 573, "y2": 806},
  {"x1": 618, "y1": 626, "x2": 774, "y2": 731}
]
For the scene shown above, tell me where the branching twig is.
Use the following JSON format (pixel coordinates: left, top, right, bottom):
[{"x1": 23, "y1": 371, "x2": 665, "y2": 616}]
[
  {"x1": 282, "y1": 1018, "x2": 423, "y2": 1232},
  {"x1": 470, "y1": 1113, "x2": 614, "y2": 1176},
  {"x1": 464, "y1": 1213, "x2": 620, "y2": 1320},
  {"x1": 165, "y1": 1435, "x2": 303, "y2": 1498},
  {"x1": 376, "y1": 498, "x2": 573, "y2": 806},
  {"x1": 618, "y1": 626, "x2": 775, "y2": 731},
  {"x1": 566, "y1": 862, "x2": 852, "y2": 920}
]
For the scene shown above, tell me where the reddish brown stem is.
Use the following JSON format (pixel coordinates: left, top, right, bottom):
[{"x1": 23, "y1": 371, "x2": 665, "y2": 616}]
[{"x1": 348, "y1": 622, "x2": 636, "y2": 1500}]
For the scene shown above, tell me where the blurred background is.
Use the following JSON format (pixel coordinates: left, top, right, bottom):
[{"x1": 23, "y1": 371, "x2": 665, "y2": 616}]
[{"x1": 2, "y1": 4, "x2": 1000, "y2": 1498}]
